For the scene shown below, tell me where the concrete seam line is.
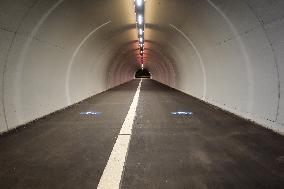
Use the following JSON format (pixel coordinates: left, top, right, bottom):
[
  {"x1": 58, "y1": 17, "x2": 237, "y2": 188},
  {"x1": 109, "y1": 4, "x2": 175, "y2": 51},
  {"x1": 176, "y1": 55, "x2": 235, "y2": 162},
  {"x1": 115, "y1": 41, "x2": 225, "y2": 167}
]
[
  {"x1": 1, "y1": 0, "x2": 40, "y2": 130},
  {"x1": 169, "y1": 24, "x2": 207, "y2": 101},
  {"x1": 97, "y1": 79, "x2": 142, "y2": 189},
  {"x1": 206, "y1": 0, "x2": 254, "y2": 114},
  {"x1": 65, "y1": 20, "x2": 111, "y2": 105},
  {"x1": 2, "y1": 0, "x2": 61, "y2": 130},
  {"x1": 243, "y1": 1, "x2": 281, "y2": 122}
]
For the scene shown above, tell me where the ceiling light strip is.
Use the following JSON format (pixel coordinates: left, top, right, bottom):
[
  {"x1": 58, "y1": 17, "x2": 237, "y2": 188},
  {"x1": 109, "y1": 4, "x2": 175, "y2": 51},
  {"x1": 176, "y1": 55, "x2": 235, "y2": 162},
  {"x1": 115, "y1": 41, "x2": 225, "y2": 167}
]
[{"x1": 134, "y1": 0, "x2": 145, "y2": 69}]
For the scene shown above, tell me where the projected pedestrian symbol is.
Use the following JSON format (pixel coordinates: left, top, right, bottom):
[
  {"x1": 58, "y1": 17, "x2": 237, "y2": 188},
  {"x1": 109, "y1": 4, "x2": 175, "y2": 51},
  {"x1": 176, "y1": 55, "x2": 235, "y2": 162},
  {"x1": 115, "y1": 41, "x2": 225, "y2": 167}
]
[
  {"x1": 80, "y1": 111, "x2": 102, "y2": 115},
  {"x1": 171, "y1": 112, "x2": 193, "y2": 115}
]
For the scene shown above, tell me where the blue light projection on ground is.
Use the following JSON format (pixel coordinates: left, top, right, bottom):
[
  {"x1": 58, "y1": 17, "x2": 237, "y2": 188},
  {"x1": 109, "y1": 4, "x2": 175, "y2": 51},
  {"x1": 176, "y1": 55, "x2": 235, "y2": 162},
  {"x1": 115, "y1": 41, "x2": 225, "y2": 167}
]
[
  {"x1": 171, "y1": 112, "x2": 193, "y2": 115},
  {"x1": 80, "y1": 111, "x2": 102, "y2": 115}
]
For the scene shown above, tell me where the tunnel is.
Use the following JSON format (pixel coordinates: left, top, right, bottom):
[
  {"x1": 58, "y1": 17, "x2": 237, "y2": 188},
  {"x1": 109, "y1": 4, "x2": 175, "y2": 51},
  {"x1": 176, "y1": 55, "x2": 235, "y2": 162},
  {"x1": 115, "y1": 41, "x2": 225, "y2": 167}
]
[{"x1": 0, "y1": 0, "x2": 284, "y2": 188}]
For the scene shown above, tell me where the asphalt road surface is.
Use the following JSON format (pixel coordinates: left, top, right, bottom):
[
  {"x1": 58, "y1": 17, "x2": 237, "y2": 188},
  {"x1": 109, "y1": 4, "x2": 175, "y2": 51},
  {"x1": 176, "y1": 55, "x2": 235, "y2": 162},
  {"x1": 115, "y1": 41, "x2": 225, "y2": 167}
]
[{"x1": 0, "y1": 79, "x2": 283, "y2": 189}]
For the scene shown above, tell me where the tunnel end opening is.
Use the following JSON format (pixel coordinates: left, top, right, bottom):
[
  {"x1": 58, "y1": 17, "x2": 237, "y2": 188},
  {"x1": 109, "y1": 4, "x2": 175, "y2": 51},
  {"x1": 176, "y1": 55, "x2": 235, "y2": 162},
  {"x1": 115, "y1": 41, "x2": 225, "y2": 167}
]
[{"x1": 135, "y1": 68, "x2": 151, "y2": 78}]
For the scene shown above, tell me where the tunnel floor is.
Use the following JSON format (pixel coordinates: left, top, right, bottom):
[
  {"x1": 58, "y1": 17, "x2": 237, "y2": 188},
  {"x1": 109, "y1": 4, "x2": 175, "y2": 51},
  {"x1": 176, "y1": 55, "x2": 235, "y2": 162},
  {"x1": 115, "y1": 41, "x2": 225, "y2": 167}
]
[{"x1": 0, "y1": 79, "x2": 284, "y2": 188}]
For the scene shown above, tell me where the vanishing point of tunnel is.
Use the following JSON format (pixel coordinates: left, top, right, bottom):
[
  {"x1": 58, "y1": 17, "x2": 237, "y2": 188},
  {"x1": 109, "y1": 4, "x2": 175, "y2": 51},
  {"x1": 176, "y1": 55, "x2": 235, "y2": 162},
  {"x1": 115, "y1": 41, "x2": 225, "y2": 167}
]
[{"x1": 0, "y1": 0, "x2": 284, "y2": 188}]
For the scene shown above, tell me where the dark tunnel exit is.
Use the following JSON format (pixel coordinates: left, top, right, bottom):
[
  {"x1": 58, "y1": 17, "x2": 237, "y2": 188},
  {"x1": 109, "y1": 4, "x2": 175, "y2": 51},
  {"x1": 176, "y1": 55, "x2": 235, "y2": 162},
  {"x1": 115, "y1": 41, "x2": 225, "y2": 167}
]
[{"x1": 135, "y1": 68, "x2": 151, "y2": 78}]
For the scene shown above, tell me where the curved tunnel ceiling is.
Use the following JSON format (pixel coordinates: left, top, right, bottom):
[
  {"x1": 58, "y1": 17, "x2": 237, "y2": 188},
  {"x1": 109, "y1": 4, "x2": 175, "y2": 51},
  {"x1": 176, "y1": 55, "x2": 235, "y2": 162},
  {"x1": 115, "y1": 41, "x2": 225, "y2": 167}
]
[{"x1": 0, "y1": 0, "x2": 283, "y2": 134}]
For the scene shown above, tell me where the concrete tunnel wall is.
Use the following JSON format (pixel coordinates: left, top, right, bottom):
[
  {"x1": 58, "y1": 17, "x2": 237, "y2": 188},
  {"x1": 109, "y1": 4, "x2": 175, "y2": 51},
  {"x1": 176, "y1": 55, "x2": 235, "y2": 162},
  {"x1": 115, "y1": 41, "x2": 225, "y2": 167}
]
[{"x1": 0, "y1": 0, "x2": 283, "y2": 134}]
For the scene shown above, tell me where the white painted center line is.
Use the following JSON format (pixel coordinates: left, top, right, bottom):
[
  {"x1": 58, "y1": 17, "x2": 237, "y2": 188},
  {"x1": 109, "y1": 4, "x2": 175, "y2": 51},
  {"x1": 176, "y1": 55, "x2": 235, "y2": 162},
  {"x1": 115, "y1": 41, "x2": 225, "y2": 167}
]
[{"x1": 97, "y1": 79, "x2": 142, "y2": 189}]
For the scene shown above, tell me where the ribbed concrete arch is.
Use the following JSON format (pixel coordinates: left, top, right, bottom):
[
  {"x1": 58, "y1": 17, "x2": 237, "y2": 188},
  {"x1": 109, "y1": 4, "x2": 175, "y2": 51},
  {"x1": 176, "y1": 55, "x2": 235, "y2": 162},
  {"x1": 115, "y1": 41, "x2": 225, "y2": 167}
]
[
  {"x1": 0, "y1": 0, "x2": 283, "y2": 134},
  {"x1": 106, "y1": 39, "x2": 176, "y2": 88},
  {"x1": 142, "y1": 48, "x2": 175, "y2": 86}
]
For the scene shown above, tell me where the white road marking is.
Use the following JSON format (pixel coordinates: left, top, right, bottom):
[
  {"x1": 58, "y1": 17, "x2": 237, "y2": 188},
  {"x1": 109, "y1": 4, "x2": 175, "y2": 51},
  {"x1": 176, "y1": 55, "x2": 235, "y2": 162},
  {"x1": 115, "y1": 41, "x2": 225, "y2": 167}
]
[{"x1": 97, "y1": 79, "x2": 142, "y2": 189}]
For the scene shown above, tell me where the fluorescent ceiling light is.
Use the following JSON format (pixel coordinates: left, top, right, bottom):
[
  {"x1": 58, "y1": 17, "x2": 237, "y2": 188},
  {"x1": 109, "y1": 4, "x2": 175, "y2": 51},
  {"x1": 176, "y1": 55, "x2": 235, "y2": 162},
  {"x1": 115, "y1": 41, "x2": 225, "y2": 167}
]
[
  {"x1": 136, "y1": 0, "x2": 143, "y2": 7},
  {"x1": 137, "y1": 15, "x2": 143, "y2": 25}
]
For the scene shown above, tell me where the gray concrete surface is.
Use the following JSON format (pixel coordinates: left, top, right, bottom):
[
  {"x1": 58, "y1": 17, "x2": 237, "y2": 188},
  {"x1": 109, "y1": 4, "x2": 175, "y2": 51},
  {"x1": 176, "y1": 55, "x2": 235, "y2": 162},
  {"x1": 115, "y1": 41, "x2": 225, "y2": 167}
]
[
  {"x1": 0, "y1": 0, "x2": 284, "y2": 134},
  {"x1": 0, "y1": 80, "x2": 139, "y2": 189},
  {"x1": 122, "y1": 80, "x2": 284, "y2": 189},
  {"x1": 0, "y1": 79, "x2": 283, "y2": 188}
]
